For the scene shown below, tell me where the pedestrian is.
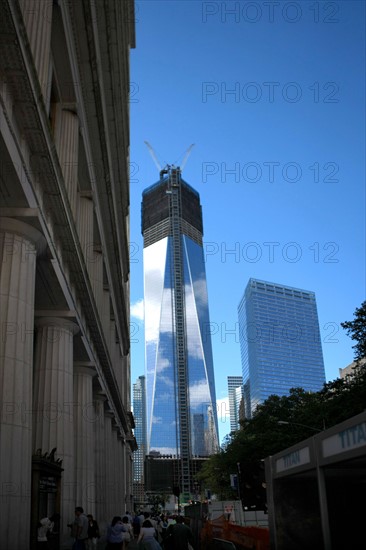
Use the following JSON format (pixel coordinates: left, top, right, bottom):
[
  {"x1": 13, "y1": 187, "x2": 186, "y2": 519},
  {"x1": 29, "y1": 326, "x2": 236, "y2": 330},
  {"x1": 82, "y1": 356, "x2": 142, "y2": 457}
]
[
  {"x1": 144, "y1": 512, "x2": 157, "y2": 533},
  {"x1": 133, "y1": 513, "x2": 141, "y2": 537},
  {"x1": 137, "y1": 519, "x2": 162, "y2": 550},
  {"x1": 106, "y1": 516, "x2": 127, "y2": 549},
  {"x1": 125, "y1": 511, "x2": 133, "y2": 524},
  {"x1": 155, "y1": 515, "x2": 163, "y2": 544},
  {"x1": 159, "y1": 514, "x2": 168, "y2": 545},
  {"x1": 121, "y1": 516, "x2": 134, "y2": 547},
  {"x1": 165, "y1": 515, "x2": 194, "y2": 550},
  {"x1": 37, "y1": 513, "x2": 60, "y2": 549},
  {"x1": 86, "y1": 514, "x2": 100, "y2": 549},
  {"x1": 138, "y1": 511, "x2": 145, "y2": 527},
  {"x1": 72, "y1": 507, "x2": 89, "y2": 550}
]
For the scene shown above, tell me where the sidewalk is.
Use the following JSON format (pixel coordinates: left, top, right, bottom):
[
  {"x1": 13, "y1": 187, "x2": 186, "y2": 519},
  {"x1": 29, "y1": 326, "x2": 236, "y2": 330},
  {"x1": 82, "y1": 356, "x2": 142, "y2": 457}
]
[{"x1": 96, "y1": 537, "x2": 140, "y2": 549}]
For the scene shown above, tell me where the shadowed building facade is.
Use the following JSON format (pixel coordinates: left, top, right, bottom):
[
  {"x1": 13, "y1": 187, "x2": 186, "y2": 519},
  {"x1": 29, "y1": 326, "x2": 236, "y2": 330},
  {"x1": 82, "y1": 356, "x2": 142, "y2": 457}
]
[
  {"x1": 0, "y1": 1, "x2": 136, "y2": 548},
  {"x1": 142, "y1": 166, "x2": 219, "y2": 498}
]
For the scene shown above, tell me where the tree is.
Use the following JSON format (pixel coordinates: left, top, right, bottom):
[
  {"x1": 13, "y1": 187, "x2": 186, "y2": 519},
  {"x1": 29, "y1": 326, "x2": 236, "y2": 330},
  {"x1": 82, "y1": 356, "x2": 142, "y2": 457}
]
[
  {"x1": 146, "y1": 492, "x2": 168, "y2": 514},
  {"x1": 341, "y1": 300, "x2": 366, "y2": 362},
  {"x1": 199, "y1": 371, "x2": 366, "y2": 500}
]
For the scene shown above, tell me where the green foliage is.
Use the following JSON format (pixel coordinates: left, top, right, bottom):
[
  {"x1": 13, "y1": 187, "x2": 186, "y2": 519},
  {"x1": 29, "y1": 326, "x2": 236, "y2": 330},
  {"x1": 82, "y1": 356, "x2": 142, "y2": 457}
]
[
  {"x1": 199, "y1": 368, "x2": 366, "y2": 499},
  {"x1": 341, "y1": 300, "x2": 366, "y2": 362},
  {"x1": 146, "y1": 493, "x2": 168, "y2": 514}
]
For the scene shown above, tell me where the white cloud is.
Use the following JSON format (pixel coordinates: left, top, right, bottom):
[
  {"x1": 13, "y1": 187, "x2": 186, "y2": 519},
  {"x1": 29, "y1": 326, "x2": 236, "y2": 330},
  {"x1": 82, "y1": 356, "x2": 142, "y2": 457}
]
[
  {"x1": 144, "y1": 239, "x2": 175, "y2": 342},
  {"x1": 156, "y1": 358, "x2": 170, "y2": 373},
  {"x1": 131, "y1": 299, "x2": 144, "y2": 321},
  {"x1": 189, "y1": 379, "x2": 211, "y2": 408},
  {"x1": 155, "y1": 392, "x2": 173, "y2": 402},
  {"x1": 216, "y1": 396, "x2": 230, "y2": 424},
  {"x1": 192, "y1": 278, "x2": 208, "y2": 307},
  {"x1": 216, "y1": 396, "x2": 231, "y2": 444},
  {"x1": 158, "y1": 375, "x2": 174, "y2": 389}
]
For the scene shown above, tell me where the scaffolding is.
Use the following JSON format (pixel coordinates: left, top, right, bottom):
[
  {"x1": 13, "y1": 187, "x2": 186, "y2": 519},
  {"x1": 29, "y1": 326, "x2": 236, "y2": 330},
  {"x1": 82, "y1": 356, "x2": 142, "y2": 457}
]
[{"x1": 167, "y1": 166, "x2": 191, "y2": 497}]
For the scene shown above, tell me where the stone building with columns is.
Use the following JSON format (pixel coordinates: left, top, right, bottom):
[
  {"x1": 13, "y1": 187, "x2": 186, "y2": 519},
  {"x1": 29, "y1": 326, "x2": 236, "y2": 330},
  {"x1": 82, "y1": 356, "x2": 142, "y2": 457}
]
[{"x1": 0, "y1": 1, "x2": 136, "y2": 548}]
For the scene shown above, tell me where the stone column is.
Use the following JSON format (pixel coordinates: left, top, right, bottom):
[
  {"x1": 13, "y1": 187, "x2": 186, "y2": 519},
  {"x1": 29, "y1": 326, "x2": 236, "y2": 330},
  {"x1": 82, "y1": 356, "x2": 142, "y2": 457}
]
[
  {"x1": 104, "y1": 410, "x2": 114, "y2": 523},
  {"x1": 73, "y1": 364, "x2": 96, "y2": 515},
  {"x1": 19, "y1": 0, "x2": 53, "y2": 101},
  {"x1": 109, "y1": 320, "x2": 116, "y2": 360},
  {"x1": 89, "y1": 249, "x2": 103, "y2": 316},
  {"x1": 93, "y1": 392, "x2": 107, "y2": 529},
  {"x1": 126, "y1": 449, "x2": 133, "y2": 513},
  {"x1": 102, "y1": 289, "x2": 110, "y2": 342},
  {"x1": 33, "y1": 317, "x2": 79, "y2": 539},
  {"x1": 121, "y1": 354, "x2": 129, "y2": 410},
  {"x1": 77, "y1": 194, "x2": 94, "y2": 266},
  {"x1": 118, "y1": 435, "x2": 126, "y2": 513},
  {"x1": 0, "y1": 218, "x2": 44, "y2": 550},
  {"x1": 54, "y1": 108, "x2": 79, "y2": 219},
  {"x1": 110, "y1": 328, "x2": 122, "y2": 395},
  {"x1": 112, "y1": 425, "x2": 121, "y2": 513}
]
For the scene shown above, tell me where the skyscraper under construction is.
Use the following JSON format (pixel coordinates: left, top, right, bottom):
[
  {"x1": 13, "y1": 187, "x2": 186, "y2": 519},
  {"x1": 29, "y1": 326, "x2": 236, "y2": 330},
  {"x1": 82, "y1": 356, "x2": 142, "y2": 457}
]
[{"x1": 142, "y1": 165, "x2": 219, "y2": 498}]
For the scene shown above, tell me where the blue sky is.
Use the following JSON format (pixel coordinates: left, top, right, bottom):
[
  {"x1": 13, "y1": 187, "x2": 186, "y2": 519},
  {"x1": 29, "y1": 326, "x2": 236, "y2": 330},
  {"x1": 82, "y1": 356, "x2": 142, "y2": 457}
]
[{"x1": 129, "y1": 0, "x2": 365, "y2": 444}]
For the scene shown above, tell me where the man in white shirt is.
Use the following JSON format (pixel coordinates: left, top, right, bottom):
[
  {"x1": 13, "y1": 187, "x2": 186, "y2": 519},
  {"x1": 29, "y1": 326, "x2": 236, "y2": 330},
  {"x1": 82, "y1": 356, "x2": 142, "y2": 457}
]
[{"x1": 73, "y1": 507, "x2": 89, "y2": 550}]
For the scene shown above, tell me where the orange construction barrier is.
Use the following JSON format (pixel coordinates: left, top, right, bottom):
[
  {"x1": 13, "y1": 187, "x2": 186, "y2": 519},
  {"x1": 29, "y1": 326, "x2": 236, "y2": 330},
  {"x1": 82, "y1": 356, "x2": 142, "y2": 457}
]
[{"x1": 201, "y1": 514, "x2": 270, "y2": 550}]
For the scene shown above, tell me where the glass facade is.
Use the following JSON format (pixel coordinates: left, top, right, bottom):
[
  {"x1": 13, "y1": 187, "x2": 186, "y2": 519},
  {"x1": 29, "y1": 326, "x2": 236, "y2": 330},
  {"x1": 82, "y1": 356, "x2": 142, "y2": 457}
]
[
  {"x1": 227, "y1": 376, "x2": 243, "y2": 433},
  {"x1": 142, "y1": 170, "x2": 219, "y2": 462},
  {"x1": 238, "y1": 278, "x2": 326, "y2": 418},
  {"x1": 132, "y1": 376, "x2": 147, "y2": 483}
]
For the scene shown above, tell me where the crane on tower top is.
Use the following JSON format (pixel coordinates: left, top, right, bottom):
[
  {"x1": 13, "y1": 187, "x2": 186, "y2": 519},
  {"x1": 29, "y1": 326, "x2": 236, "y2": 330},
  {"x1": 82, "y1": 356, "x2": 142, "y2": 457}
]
[
  {"x1": 179, "y1": 143, "x2": 195, "y2": 171},
  {"x1": 144, "y1": 142, "x2": 195, "y2": 177},
  {"x1": 144, "y1": 141, "x2": 162, "y2": 172}
]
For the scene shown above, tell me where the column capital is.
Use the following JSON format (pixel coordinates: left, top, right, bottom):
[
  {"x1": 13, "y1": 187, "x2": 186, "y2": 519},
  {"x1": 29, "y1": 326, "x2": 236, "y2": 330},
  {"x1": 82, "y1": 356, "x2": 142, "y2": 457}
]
[
  {"x1": 93, "y1": 391, "x2": 107, "y2": 402},
  {"x1": 74, "y1": 362, "x2": 96, "y2": 377},
  {"x1": 0, "y1": 217, "x2": 46, "y2": 255},
  {"x1": 61, "y1": 103, "x2": 78, "y2": 115},
  {"x1": 35, "y1": 317, "x2": 79, "y2": 335}
]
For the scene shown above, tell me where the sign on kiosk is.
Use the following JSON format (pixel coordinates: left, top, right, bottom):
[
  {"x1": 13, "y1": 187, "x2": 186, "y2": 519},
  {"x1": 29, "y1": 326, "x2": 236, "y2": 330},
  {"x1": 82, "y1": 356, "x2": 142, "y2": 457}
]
[{"x1": 322, "y1": 420, "x2": 366, "y2": 458}]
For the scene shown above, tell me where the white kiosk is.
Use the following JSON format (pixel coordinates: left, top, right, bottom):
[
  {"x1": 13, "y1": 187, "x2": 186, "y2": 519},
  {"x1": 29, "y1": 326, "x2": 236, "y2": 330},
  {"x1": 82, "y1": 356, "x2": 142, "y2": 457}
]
[{"x1": 265, "y1": 411, "x2": 366, "y2": 550}]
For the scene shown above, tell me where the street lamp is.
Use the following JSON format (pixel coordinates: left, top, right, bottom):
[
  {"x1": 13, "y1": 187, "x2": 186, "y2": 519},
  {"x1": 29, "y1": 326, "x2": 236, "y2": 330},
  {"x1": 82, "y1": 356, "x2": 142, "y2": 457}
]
[{"x1": 277, "y1": 420, "x2": 323, "y2": 432}]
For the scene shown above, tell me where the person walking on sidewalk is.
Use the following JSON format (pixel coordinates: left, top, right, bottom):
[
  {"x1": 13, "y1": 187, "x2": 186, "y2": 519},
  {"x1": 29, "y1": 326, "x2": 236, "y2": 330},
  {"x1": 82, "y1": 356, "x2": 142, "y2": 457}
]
[
  {"x1": 86, "y1": 514, "x2": 100, "y2": 549},
  {"x1": 72, "y1": 507, "x2": 89, "y2": 550},
  {"x1": 165, "y1": 516, "x2": 194, "y2": 550},
  {"x1": 137, "y1": 519, "x2": 162, "y2": 550}
]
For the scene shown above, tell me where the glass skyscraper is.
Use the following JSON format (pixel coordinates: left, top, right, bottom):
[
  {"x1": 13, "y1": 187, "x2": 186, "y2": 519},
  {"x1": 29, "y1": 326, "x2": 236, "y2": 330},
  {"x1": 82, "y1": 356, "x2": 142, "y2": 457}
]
[
  {"x1": 238, "y1": 278, "x2": 326, "y2": 418},
  {"x1": 142, "y1": 166, "x2": 219, "y2": 495},
  {"x1": 132, "y1": 375, "x2": 147, "y2": 483},
  {"x1": 227, "y1": 376, "x2": 243, "y2": 433},
  {"x1": 132, "y1": 375, "x2": 147, "y2": 505}
]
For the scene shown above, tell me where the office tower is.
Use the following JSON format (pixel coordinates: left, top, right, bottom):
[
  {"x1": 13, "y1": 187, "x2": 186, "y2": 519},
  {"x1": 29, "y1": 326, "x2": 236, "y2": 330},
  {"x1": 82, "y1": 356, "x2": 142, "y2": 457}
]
[
  {"x1": 228, "y1": 376, "x2": 243, "y2": 433},
  {"x1": 142, "y1": 165, "x2": 219, "y2": 496},
  {"x1": 0, "y1": 2, "x2": 135, "y2": 548},
  {"x1": 339, "y1": 358, "x2": 366, "y2": 379},
  {"x1": 235, "y1": 385, "x2": 245, "y2": 426},
  {"x1": 239, "y1": 278, "x2": 326, "y2": 418},
  {"x1": 133, "y1": 376, "x2": 147, "y2": 503}
]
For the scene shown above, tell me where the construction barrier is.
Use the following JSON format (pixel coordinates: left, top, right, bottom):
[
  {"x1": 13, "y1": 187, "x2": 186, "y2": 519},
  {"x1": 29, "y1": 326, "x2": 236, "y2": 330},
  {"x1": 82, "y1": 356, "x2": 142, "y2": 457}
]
[{"x1": 201, "y1": 514, "x2": 270, "y2": 550}]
